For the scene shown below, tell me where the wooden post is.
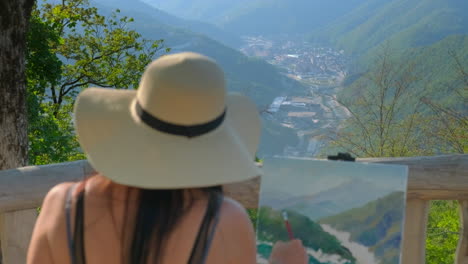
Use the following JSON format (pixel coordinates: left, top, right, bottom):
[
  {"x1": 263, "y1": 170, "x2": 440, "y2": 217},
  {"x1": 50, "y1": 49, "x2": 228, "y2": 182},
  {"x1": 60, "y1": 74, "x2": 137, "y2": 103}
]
[
  {"x1": 0, "y1": 160, "x2": 92, "y2": 213},
  {"x1": 224, "y1": 176, "x2": 261, "y2": 209},
  {"x1": 456, "y1": 200, "x2": 468, "y2": 264},
  {"x1": 401, "y1": 198, "x2": 430, "y2": 264},
  {"x1": 0, "y1": 209, "x2": 37, "y2": 264}
]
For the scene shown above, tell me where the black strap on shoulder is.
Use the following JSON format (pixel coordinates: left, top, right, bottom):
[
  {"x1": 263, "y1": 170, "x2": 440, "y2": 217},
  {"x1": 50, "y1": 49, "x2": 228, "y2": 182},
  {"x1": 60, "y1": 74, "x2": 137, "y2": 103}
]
[
  {"x1": 65, "y1": 183, "x2": 86, "y2": 264},
  {"x1": 187, "y1": 192, "x2": 223, "y2": 264},
  {"x1": 65, "y1": 185, "x2": 76, "y2": 264}
]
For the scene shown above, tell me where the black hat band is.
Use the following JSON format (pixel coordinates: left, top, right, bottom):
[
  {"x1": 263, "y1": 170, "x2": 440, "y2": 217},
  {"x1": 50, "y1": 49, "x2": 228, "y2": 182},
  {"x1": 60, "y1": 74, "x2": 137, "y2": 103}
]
[{"x1": 135, "y1": 101, "x2": 226, "y2": 138}]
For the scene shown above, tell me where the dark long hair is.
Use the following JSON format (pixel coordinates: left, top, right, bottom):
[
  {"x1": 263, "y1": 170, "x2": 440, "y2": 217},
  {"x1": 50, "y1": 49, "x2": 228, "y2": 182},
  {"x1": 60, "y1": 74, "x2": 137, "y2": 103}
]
[
  {"x1": 129, "y1": 186, "x2": 223, "y2": 264},
  {"x1": 71, "y1": 175, "x2": 223, "y2": 264}
]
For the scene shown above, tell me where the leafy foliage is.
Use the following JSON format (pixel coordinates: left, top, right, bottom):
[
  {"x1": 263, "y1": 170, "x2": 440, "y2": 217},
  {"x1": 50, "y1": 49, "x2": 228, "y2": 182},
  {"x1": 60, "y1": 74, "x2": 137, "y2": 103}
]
[
  {"x1": 41, "y1": 0, "x2": 167, "y2": 115},
  {"x1": 26, "y1": 0, "x2": 167, "y2": 165},
  {"x1": 247, "y1": 208, "x2": 258, "y2": 230},
  {"x1": 426, "y1": 201, "x2": 461, "y2": 264},
  {"x1": 26, "y1": 6, "x2": 84, "y2": 165}
]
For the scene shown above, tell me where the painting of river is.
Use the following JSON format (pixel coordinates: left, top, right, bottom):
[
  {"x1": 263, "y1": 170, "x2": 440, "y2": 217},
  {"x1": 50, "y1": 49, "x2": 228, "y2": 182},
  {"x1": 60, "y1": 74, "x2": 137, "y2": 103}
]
[{"x1": 256, "y1": 158, "x2": 408, "y2": 264}]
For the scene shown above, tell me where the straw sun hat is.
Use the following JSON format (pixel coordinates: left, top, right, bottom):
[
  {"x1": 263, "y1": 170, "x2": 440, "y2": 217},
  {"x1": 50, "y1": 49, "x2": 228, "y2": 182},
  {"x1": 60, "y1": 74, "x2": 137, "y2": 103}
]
[{"x1": 73, "y1": 52, "x2": 262, "y2": 189}]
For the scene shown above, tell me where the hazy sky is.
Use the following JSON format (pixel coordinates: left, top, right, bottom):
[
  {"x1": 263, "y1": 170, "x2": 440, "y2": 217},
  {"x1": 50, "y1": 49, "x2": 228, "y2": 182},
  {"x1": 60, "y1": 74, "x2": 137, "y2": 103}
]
[{"x1": 261, "y1": 157, "x2": 408, "y2": 197}]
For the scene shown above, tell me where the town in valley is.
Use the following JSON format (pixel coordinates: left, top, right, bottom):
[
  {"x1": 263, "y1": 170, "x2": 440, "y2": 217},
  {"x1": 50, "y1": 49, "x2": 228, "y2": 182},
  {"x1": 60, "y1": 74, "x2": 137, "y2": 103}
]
[{"x1": 240, "y1": 36, "x2": 350, "y2": 157}]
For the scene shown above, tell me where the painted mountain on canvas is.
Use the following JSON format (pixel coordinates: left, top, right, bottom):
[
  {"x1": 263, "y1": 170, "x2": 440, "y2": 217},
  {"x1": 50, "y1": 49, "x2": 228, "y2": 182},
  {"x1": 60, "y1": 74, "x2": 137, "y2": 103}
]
[{"x1": 261, "y1": 178, "x2": 395, "y2": 220}]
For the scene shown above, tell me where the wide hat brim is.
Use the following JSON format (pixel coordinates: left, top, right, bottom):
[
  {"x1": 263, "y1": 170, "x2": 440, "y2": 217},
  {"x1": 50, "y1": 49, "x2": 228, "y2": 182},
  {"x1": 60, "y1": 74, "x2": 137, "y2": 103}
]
[{"x1": 74, "y1": 87, "x2": 262, "y2": 189}]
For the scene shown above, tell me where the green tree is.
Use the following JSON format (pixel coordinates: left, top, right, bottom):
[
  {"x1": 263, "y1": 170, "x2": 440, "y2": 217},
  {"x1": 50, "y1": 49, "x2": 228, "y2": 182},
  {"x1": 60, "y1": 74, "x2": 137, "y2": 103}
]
[
  {"x1": 26, "y1": 6, "x2": 74, "y2": 165},
  {"x1": 326, "y1": 45, "x2": 466, "y2": 264},
  {"x1": 26, "y1": 0, "x2": 169, "y2": 165},
  {"x1": 420, "y1": 50, "x2": 467, "y2": 154},
  {"x1": 422, "y1": 50, "x2": 466, "y2": 264},
  {"x1": 325, "y1": 46, "x2": 432, "y2": 157}
]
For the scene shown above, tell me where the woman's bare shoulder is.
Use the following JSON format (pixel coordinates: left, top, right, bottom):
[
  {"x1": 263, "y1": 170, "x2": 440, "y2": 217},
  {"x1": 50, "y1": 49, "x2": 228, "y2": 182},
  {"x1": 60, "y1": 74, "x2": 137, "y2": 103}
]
[
  {"x1": 220, "y1": 197, "x2": 250, "y2": 216},
  {"x1": 48, "y1": 181, "x2": 75, "y2": 195},
  {"x1": 43, "y1": 182, "x2": 75, "y2": 207},
  {"x1": 219, "y1": 196, "x2": 255, "y2": 229},
  {"x1": 216, "y1": 197, "x2": 257, "y2": 262},
  {"x1": 28, "y1": 182, "x2": 77, "y2": 263},
  {"x1": 39, "y1": 182, "x2": 76, "y2": 227}
]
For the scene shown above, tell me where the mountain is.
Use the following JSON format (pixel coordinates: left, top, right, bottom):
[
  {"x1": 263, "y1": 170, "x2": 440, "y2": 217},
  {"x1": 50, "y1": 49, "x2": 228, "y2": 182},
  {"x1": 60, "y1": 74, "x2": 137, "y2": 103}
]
[
  {"x1": 91, "y1": 0, "x2": 241, "y2": 47},
  {"x1": 257, "y1": 207, "x2": 356, "y2": 263},
  {"x1": 316, "y1": 0, "x2": 468, "y2": 130},
  {"x1": 90, "y1": 0, "x2": 308, "y2": 107},
  {"x1": 141, "y1": 0, "x2": 367, "y2": 37},
  {"x1": 316, "y1": 0, "x2": 468, "y2": 56},
  {"x1": 219, "y1": 0, "x2": 367, "y2": 37},
  {"x1": 261, "y1": 179, "x2": 395, "y2": 220},
  {"x1": 320, "y1": 192, "x2": 406, "y2": 264},
  {"x1": 140, "y1": 0, "x2": 250, "y2": 24},
  {"x1": 142, "y1": 0, "x2": 468, "y2": 53},
  {"x1": 88, "y1": 0, "x2": 306, "y2": 156}
]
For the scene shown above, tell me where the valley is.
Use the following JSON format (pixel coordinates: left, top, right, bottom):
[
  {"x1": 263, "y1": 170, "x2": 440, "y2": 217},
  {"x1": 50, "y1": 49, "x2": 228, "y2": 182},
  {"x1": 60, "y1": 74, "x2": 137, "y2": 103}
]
[
  {"x1": 241, "y1": 36, "x2": 350, "y2": 157},
  {"x1": 103, "y1": 0, "x2": 467, "y2": 158}
]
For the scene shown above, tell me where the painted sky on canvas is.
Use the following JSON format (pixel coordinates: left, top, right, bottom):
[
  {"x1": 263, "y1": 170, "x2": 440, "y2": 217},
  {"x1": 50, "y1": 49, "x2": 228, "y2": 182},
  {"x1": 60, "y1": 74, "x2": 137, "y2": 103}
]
[{"x1": 261, "y1": 158, "x2": 408, "y2": 197}]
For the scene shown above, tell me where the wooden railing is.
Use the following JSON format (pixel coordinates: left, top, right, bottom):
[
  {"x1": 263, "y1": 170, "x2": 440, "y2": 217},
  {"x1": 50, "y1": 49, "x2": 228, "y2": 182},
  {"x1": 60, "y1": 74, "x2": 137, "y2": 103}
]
[{"x1": 0, "y1": 155, "x2": 467, "y2": 264}]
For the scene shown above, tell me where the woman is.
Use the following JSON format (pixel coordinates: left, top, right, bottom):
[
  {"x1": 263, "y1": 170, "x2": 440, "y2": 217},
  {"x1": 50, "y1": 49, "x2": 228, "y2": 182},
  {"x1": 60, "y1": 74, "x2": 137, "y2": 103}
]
[{"x1": 27, "y1": 52, "x2": 308, "y2": 264}]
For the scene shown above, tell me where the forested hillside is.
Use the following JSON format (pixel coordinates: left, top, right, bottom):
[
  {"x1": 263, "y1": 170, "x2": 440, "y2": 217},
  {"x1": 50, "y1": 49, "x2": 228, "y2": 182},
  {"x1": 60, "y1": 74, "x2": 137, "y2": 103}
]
[
  {"x1": 320, "y1": 0, "x2": 467, "y2": 157},
  {"x1": 341, "y1": 35, "x2": 468, "y2": 110},
  {"x1": 402, "y1": 35, "x2": 467, "y2": 109},
  {"x1": 317, "y1": 0, "x2": 468, "y2": 57},
  {"x1": 330, "y1": 33, "x2": 467, "y2": 157}
]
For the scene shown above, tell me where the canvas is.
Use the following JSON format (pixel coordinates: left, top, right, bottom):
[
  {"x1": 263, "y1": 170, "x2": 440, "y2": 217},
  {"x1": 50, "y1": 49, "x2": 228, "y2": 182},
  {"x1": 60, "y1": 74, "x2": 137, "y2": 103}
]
[{"x1": 256, "y1": 157, "x2": 408, "y2": 264}]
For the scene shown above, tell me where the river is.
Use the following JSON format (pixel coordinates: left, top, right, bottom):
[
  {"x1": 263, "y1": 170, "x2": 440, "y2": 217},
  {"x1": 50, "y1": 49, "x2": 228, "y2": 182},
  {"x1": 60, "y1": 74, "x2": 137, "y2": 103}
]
[
  {"x1": 321, "y1": 224, "x2": 379, "y2": 264},
  {"x1": 256, "y1": 240, "x2": 352, "y2": 264}
]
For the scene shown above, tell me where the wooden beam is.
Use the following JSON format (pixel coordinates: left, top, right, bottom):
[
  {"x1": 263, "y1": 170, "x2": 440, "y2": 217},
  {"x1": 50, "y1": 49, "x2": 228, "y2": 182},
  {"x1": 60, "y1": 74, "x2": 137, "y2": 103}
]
[
  {"x1": 0, "y1": 161, "x2": 93, "y2": 213},
  {"x1": 408, "y1": 190, "x2": 468, "y2": 200},
  {"x1": 224, "y1": 176, "x2": 261, "y2": 209},
  {"x1": 359, "y1": 155, "x2": 468, "y2": 193},
  {"x1": 0, "y1": 209, "x2": 37, "y2": 264},
  {"x1": 0, "y1": 155, "x2": 466, "y2": 212}
]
